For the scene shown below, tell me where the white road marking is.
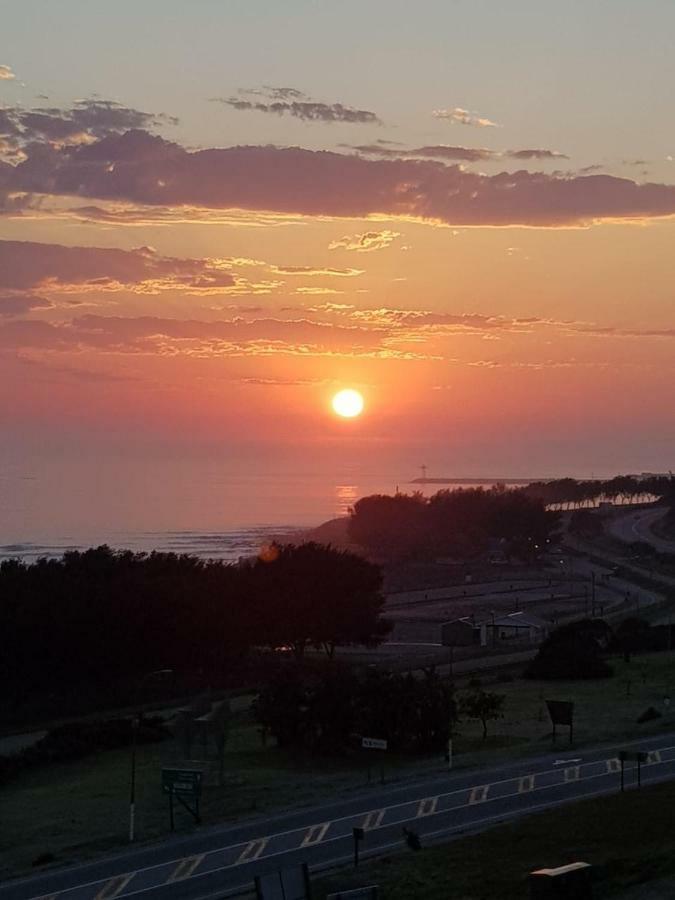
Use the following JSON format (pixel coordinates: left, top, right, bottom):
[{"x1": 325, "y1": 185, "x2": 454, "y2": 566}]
[
  {"x1": 518, "y1": 775, "x2": 535, "y2": 793},
  {"x1": 416, "y1": 797, "x2": 438, "y2": 817},
  {"x1": 236, "y1": 838, "x2": 268, "y2": 864},
  {"x1": 647, "y1": 750, "x2": 662, "y2": 764},
  {"x1": 363, "y1": 809, "x2": 385, "y2": 830},
  {"x1": 468, "y1": 784, "x2": 489, "y2": 804},
  {"x1": 301, "y1": 822, "x2": 330, "y2": 847},
  {"x1": 606, "y1": 757, "x2": 621, "y2": 773},
  {"x1": 94, "y1": 874, "x2": 134, "y2": 900},
  {"x1": 166, "y1": 855, "x2": 205, "y2": 882},
  {"x1": 564, "y1": 766, "x2": 581, "y2": 782}
]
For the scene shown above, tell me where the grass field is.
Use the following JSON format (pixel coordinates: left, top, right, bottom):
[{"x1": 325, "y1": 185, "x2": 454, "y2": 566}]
[
  {"x1": 315, "y1": 778, "x2": 675, "y2": 899},
  {"x1": 2, "y1": 651, "x2": 675, "y2": 879}
]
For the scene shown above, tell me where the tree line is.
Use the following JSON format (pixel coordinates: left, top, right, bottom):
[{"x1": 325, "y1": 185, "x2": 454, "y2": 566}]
[
  {"x1": 0, "y1": 542, "x2": 389, "y2": 716},
  {"x1": 254, "y1": 664, "x2": 506, "y2": 754},
  {"x1": 522, "y1": 474, "x2": 674, "y2": 510},
  {"x1": 348, "y1": 486, "x2": 560, "y2": 561}
]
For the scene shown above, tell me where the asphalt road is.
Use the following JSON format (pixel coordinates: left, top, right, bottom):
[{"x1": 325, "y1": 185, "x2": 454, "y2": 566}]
[
  {"x1": 608, "y1": 508, "x2": 675, "y2": 555},
  {"x1": 4, "y1": 732, "x2": 675, "y2": 900}
]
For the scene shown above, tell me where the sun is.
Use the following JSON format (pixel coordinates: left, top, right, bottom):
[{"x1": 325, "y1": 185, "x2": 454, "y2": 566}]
[{"x1": 332, "y1": 388, "x2": 364, "y2": 418}]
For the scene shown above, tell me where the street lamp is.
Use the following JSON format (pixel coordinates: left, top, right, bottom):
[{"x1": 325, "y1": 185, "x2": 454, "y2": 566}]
[{"x1": 129, "y1": 669, "x2": 173, "y2": 842}]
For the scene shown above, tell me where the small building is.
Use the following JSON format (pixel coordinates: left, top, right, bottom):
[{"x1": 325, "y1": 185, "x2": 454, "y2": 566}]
[{"x1": 487, "y1": 611, "x2": 549, "y2": 644}]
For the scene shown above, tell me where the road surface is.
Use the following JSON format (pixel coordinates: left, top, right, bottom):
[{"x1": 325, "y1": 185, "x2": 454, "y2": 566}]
[
  {"x1": 608, "y1": 508, "x2": 675, "y2": 555},
  {"x1": 4, "y1": 732, "x2": 675, "y2": 900}
]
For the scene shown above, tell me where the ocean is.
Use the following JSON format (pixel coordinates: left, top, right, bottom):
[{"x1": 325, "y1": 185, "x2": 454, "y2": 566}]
[{"x1": 0, "y1": 461, "x2": 531, "y2": 563}]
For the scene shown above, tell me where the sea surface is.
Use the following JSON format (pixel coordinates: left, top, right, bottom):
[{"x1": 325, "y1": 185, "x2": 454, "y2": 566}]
[{"x1": 0, "y1": 460, "x2": 534, "y2": 563}]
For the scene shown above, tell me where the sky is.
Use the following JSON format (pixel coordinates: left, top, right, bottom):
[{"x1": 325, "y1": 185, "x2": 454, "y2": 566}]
[{"x1": 2, "y1": 0, "x2": 675, "y2": 527}]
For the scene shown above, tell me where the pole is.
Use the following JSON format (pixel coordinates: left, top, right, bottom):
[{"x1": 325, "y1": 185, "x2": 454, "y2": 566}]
[
  {"x1": 129, "y1": 714, "x2": 138, "y2": 842},
  {"x1": 591, "y1": 571, "x2": 596, "y2": 616}
]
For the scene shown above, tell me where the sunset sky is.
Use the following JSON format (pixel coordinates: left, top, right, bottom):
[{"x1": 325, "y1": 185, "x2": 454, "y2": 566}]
[{"x1": 3, "y1": 0, "x2": 675, "y2": 522}]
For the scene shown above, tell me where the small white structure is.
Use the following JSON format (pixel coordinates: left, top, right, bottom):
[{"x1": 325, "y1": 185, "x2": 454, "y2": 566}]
[{"x1": 488, "y1": 611, "x2": 549, "y2": 644}]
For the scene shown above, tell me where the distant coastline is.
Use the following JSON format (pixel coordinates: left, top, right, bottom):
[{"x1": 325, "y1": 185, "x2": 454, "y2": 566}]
[{"x1": 410, "y1": 477, "x2": 534, "y2": 485}]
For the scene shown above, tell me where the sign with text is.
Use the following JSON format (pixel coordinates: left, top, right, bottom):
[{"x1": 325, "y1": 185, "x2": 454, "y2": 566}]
[
  {"x1": 361, "y1": 737, "x2": 388, "y2": 751},
  {"x1": 161, "y1": 767, "x2": 203, "y2": 799}
]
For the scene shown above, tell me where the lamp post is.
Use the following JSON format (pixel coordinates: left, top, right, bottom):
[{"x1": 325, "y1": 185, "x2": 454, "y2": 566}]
[{"x1": 129, "y1": 669, "x2": 173, "y2": 842}]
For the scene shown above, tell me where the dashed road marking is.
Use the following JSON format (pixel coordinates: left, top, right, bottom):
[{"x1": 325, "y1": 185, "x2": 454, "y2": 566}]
[
  {"x1": 647, "y1": 750, "x2": 662, "y2": 765},
  {"x1": 167, "y1": 854, "x2": 205, "y2": 882},
  {"x1": 301, "y1": 822, "x2": 330, "y2": 847},
  {"x1": 94, "y1": 874, "x2": 134, "y2": 900},
  {"x1": 363, "y1": 809, "x2": 385, "y2": 830},
  {"x1": 236, "y1": 839, "x2": 268, "y2": 864},
  {"x1": 416, "y1": 797, "x2": 438, "y2": 817},
  {"x1": 518, "y1": 775, "x2": 535, "y2": 793},
  {"x1": 606, "y1": 758, "x2": 621, "y2": 774},
  {"x1": 565, "y1": 766, "x2": 581, "y2": 782},
  {"x1": 468, "y1": 784, "x2": 489, "y2": 804}
]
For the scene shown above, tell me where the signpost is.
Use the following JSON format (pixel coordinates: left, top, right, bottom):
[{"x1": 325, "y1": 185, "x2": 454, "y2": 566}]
[
  {"x1": 161, "y1": 767, "x2": 203, "y2": 831},
  {"x1": 361, "y1": 736, "x2": 387, "y2": 784},
  {"x1": 352, "y1": 826, "x2": 365, "y2": 867},
  {"x1": 618, "y1": 750, "x2": 648, "y2": 791},
  {"x1": 546, "y1": 700, "x2": 574, "y2": 745}
]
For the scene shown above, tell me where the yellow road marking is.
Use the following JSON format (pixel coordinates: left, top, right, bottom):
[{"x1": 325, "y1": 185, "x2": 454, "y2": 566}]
[
  {"x1": 167, "y1": 854, "x2": 205, "y2": 882},
  {"x1": 301, "y1": 822, "x2": 330, "y2": 847},
  {"x1": 647, "y1": 750, "x2": 662, "y2": 764},
  {"x1": 468, "y1": 784, "x2": 489, "y2": 804},
  {"x1": 363, "y1": 809, "x2": 385, "y2": 830},
  {"x1": 518, "y1": 775, "x2": 535, "y2": 793},
  {"x1": 564, "y1": 766, "x2": 580, "y2": 782},
  {"x1": 94, "y1": 874, "x2": 134, "y2": 900},
  {"x1": 606, "y1": 758, "x2": 621, "y2": 773},
  {"x1": 236, "y1": 838, "x2": 268, "y2": 864},
  {"x1": 416, "y1": 797, "x2": 438, "y2": 817}
]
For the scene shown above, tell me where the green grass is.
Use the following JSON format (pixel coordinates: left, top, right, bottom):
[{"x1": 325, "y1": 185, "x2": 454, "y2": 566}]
[
  {"x1": 2, "y1": 652, "x2": 675, "y2": 880},
  {"x1": 315, "y1": 779, "x2": 675, "y2": 899}
]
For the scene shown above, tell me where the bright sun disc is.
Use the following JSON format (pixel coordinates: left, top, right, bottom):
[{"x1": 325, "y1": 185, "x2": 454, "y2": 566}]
[{"x1": 332, "y1": 388, "x2": 364, "y2": 418}]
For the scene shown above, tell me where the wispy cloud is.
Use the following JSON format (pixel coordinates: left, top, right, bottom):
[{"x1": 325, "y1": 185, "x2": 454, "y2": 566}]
[
  {"x1": 0, "y1": 64, "x2": 15, "y2": 81},
  {"x1": 215, "y1": 86, "x2": 381, "y2": 125},
  {"x1": 328, "y1": 231, "x2": 401, "y2": 252},
  {"x1": 432, "y1": 107, "x2": 500, "y2": 128},
  {"x1": 349, "y1": 144, "x2": 567, "y2": 163}
]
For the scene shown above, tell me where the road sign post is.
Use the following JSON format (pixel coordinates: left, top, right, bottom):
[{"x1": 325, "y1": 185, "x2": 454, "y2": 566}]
[
  {"x1": 619, "y1": 750, "x2": 648, "y2": 792},
  {"x1": 161, "y1": 768, "x2": 204, "y2": 830},
  {"x1": 361, "y1": 737, "x2": 387, "y2": 784},
  {"x1": 353, "y1": 826, "x2": 364, "y2": 867}
]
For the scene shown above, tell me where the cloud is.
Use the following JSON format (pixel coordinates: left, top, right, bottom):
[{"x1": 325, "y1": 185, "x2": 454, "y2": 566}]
[
  {"x1": 329, "y1": 230, "x2": 401, "y2": 252},
  {"x1": 0, "y1": 313, "x2": 435, "y2": 361},
  {"x1": 270, "y1": 265, "x2": 363, "y2": 276},
  {"x1": 0, "y1": 293, "x2": 52, "y2": 317},
  {"x1": 215, "y1": 86, "x2": 381, "y2": 125},
  {"x1": 349, "y1": 144, "x2": 567, "y2": 163},
  {"x1": 432, "y1": 107, "x2": 500, "y2": 128},
  {"x1": 508, "y1": 149, "x2": 569, "y2": 160},
  {"x1": 0, "y1": 99, "x2": 177, "y2": 158},
  {"x1": 0, "y1": 239, "x2": 236, "y2": 294},
  {"x1": 349, "y1": 143, "x2": 498, "y2": 162},
  {"x1": 6, "y1": 128, "x2": 675, "y2": 227},
  {"x1": 0, "y1": 65, "x2": 15, "y2": 81}
]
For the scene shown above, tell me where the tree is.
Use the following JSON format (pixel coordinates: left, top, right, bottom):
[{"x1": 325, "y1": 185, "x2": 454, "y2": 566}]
[
  {"x1": 460, "y1": 688, "x2": 505, "y2": 739},
  {"x1": 249, "y1": 542, "x2": 390, "y2": 660},
  {"x1": 525, "y1": 620, "x2": 614, "y2": 680}
]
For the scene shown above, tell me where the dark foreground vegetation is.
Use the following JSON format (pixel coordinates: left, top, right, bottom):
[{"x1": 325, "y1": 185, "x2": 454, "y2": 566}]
[
  {"x1": 0, "y1": 542, "x2": 389, "y2": 722},
  {"x1": 349, "y1": 486, "x2": 560, "y2": 560}
]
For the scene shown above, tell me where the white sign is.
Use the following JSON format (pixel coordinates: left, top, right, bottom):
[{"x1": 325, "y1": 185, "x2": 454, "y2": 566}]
[{"x1": 362, "y1": 737, "x2": 388, "y2": 750}]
